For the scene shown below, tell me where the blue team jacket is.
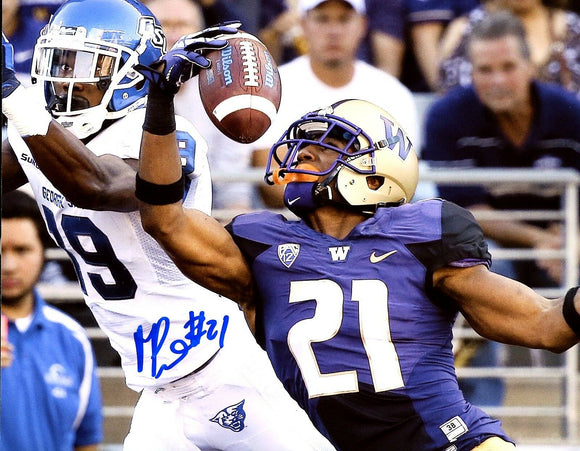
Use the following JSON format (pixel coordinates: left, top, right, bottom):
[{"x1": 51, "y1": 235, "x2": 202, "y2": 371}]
[{"x1": 1, "y1": 290, "x2": 103, "y2": 450}]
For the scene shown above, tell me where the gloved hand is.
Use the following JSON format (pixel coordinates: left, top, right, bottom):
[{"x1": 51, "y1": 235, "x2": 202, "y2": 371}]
[
  {"x1": 135, "y1": 21, "x2": 242, "y2": 96},
  {"x1": 2, "y1": 32, "x2": 21, "y2": 98}
]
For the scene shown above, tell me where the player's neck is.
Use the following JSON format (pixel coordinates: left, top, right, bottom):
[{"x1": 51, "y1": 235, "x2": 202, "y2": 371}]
[{"x1": 307, "y1": 206, "x2": 366, "y2": 240}]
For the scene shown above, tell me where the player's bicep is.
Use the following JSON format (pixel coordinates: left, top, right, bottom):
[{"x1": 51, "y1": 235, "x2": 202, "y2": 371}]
[
  {"x1": 2, "y1": 138, "x2": 27, "y2": 192},
  {"x1": 434, "y1": 264, "x2": 552, "y2": 346},
  {"x1": 147, "y1": 205, "x2": 254, "y2": 307},
  {"x1": 89, "y1": 155, "x2": 140, "y2": 211}
]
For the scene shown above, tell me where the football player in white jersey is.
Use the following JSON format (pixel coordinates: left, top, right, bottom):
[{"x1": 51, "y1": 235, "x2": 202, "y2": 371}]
[{"x1": 1, "y1": 1, "x2": 334, "y2": 450}]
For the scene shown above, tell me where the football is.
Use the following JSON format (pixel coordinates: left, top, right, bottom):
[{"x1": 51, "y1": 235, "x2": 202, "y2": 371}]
[{"x1": 198, "y1": 31, "x2": 282, "y2": 144}]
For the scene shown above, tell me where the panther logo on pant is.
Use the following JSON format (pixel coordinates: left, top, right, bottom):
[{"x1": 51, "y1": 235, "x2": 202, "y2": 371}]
[{"x1": 210, "y1": 400, "x2": 246, "y2": 432}]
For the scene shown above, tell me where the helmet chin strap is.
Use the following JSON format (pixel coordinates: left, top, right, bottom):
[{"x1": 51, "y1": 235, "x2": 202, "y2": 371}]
[
  {"x1": 48, "y1": 94, "x2": 91, "y2": 113},
  {"x1": 284, "y1": 165, "x2": 355, "y2": 218},
  {"x1": 284, "y1": 163, "x2": 404, "y2": 218},
  {"x1": 284, "y1": 181, "x2": 318, "y2": 217}
]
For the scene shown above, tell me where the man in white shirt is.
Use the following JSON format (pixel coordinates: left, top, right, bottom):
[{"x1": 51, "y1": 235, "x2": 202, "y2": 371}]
[{"x1": 252, "y1": 0, "x2": 434, "y2": 208}]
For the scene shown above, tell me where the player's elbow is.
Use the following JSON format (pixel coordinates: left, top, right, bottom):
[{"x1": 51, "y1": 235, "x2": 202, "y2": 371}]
[
  {"x1": 208, "y1": 265, "x2": 254, "y2": 310},
  {"x1": 526, "y1": 322, "x2": 578, "y2": 354},
  {"x1": 548, "y1": 344, "x2": 571, "y2": 354},
  {"x1": 140, "y1": 205, "x2": 175, "y2": 241},
  {"x1": 542, "y1": 336, "x2": 578, "y2": 354},
  {"x1": 65, "y1": 183, "x2": 137, "y2": 212},
  {"x1": 63, "y1": 183, "x2": 107, "y2": 209}
]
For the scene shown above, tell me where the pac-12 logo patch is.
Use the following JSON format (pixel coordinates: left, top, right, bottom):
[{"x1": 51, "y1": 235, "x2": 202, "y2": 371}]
[
  {"x1": 210, "y1": 399, "x2": 246, "y2": 432},
  {"x1": 278, "y1": 243, "x2": 300, "y2": 268}
]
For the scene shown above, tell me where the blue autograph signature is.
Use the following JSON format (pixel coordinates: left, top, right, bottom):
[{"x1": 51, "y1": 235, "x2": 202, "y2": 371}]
[{"x1": 134, "y1": 311, "x2": 229, "y2": 379}]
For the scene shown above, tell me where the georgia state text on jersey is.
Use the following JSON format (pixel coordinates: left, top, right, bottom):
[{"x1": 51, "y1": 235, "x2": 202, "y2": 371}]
[
  {"x1": 226, "y1": 199, "x2": 514, "y2": 450},
  {"x1": 7, "y1": 109, "x2": 243, "y2": 391}
]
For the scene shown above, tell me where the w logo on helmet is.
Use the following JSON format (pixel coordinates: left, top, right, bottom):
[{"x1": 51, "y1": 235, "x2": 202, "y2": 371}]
[
  {"x1": 382, "y1": 114, "x2": 413, "y2": 160},
  {"x1": 210, "y1": 400, "x2": 246, "y2": 432}
]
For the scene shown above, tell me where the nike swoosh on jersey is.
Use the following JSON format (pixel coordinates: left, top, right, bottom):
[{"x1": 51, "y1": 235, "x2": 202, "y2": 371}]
[
  {"x1": 287, "y1": 197, "x2": 301, "y2": 205},
  {"x1": 369, "y1": 250, "x2": 397, "y2": 263}
]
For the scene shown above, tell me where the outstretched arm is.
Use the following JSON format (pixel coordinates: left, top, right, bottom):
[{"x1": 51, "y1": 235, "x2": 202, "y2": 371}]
[
  {"x1": 139, "y1": 131, "x2": 254, "y2": 307},
  {"x1": 135, "y1": 23, "x2": 254, "y2": 307},
  {"x1": 434, "y1": 264, "x2": 579, "y2": 353},
  {"x1": 25, "y1": 122, "x2": 139, "y2": 211}
]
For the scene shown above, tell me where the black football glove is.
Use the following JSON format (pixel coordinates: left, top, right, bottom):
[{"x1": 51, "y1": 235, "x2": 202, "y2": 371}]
[
  {"x1": 2, "y1": 32, "x2": 21, "y2": 99},
  {"x1": 135, "y1": 21, "x2": 242, "y2": 96}
]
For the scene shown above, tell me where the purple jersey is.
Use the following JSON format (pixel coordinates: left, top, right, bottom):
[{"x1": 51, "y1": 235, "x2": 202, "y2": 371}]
[{"x1": 227, "y1": 199, "x2": 513, "y2": 450}]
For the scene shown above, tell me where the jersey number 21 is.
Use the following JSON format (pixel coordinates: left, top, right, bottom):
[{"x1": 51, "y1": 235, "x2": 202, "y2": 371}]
[{"x1": 287, "y1": 279, "x2": 404, "y2": 398}]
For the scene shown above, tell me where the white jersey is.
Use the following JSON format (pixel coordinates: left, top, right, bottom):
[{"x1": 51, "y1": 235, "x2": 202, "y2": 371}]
[{"x1": 8, "y1": 109, "x2": 245, "y2": 391}]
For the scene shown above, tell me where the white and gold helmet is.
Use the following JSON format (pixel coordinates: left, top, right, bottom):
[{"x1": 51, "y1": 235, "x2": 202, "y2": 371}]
[{"x1": 265, "y1": 99, "x2": 419, "y2": 216}]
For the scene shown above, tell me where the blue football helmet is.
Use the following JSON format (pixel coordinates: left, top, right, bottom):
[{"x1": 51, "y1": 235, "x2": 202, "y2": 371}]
[
  {"x1": 265, "y1": 99, "x2": 419, "y2": 215},
  {"x1": 31, "y1": 0, "x2": 166, "y2": 138}
]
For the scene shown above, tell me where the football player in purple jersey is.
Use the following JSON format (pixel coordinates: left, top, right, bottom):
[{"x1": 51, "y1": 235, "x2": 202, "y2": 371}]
[
  {"x1": 134, "y1": 64, "x2": 580, "y2": 448},
  {"x1": 12, "y1": 16, "x2": 569, "y2": 444},
  {"x1": 133, "y1": 30, "x2": 580, "y2": 448}
]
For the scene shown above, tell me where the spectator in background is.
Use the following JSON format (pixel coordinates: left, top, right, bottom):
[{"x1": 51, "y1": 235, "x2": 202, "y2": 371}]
[
  {"x1": 438, "y1": 0, "x2": 580, "y2": 98},
  {"x1": 363, "y1": 0, "x2": 406, "y2": 78},
  {"x1": 251, "y1": 0, "x2": 434, "y2": 209},
  {"x1": 404, "y1": 0, "x2": 479, "y2": 91},
  {"x1": 259, "y1": 0, "x2": 408, "y2": 78},
  {"x1": 194, "y1": 0, "x2": 291, "y2": 56},
  {"x1": 2, "y1": 0, "x2": 65, "y2": 85},
  {"x1": 196, "y1": 0, "x2": 256, "y2": 33},
  {"x1": 259, "y1": 0, "x2": 306, "y2": 65},
  {"x1": 145, "y1": 0, "x2": 258, "y2": 215},
  {"x1": 244, "y1": 0, "x2": 288, "y2": 39},
  {"x1": 423, "y1": 11, "x2": 580, "y2": 405},
  {"x1": 145, "y1": 0, "x2": 205, "y2": 46},
  {"x1": 1, "y1": 190, "x2": 103, "y2": 451},
  {"x1": 425, "y1": 10, "x2": 580, "y2": 286}
]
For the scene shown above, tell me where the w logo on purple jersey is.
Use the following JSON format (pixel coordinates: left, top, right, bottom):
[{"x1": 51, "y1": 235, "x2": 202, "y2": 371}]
[{"x1": 210, "y1": 400, "x2": 246, "y2": 432}]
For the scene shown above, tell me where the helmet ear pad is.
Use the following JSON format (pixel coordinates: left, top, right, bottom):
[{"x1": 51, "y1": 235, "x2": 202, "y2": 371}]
[{"x1": 336, "y1": 146, "x2": 418, "y2": 209}]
